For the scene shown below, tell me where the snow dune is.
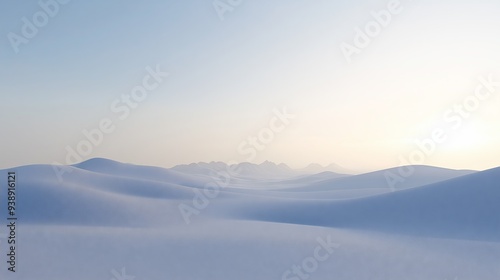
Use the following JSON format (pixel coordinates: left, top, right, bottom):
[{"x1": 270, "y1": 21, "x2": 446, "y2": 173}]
[
  {"x1": 1, "y1": 159, "x2": 498, "y2": 280},
  {"x1": 229, "y1": 167, "x2": 500, "y2": 241}
]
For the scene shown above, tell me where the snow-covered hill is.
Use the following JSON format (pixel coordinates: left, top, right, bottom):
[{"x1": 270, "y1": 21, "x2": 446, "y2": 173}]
[{"x1": 0, "y1": 159, "x2": 498, "y2": 280}]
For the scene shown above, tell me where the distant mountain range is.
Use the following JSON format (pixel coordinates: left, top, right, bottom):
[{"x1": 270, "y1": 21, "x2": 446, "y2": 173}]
[{"x1": 170, "y1": 161, "x2": 353, "y2": 179}]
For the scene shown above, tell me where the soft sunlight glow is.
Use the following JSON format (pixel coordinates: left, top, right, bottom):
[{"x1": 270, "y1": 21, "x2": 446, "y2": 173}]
[
  {"x1": 1, "y1": 0, "x2": 500, "y2": 171},
  {"x1": 443, "y1": 124, "x2": 486, "y2": 152}
]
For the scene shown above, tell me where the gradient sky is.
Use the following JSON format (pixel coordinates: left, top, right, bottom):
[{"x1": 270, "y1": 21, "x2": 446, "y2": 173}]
[{"x1": 1, "y1": 0, "x2": 500, "y2": 171}]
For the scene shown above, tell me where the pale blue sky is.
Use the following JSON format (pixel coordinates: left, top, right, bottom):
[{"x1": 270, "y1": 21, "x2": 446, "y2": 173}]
[{"x1": 1, "y1": 0, "x2": 500, "y2": 171}]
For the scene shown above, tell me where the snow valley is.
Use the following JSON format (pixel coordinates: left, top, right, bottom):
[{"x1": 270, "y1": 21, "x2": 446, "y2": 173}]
[{"x1": 0, "y1": 158, "x2": 499, "y2": 279}]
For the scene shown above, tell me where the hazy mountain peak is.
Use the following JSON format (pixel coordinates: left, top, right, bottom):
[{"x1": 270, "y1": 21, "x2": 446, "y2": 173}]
[
  {"x1": 305, "y1": 163, "x2": 324, "y2": 169},
  {"x1": 278, "y1": 163, "x2": 291, "y2": 169}
]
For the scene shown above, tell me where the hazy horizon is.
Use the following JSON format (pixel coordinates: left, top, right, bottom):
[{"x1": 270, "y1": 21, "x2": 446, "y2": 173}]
[
  {"x1": 2, "y1": 0, "x2": 500, "y2": 171},
  {"x1": 2, "y1": 156, "x2": 488, "y2": 175}
]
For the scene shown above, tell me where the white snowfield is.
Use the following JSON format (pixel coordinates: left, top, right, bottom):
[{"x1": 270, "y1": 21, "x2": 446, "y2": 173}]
[{"x1": 1, "y1": 158, "x2": 499, "y2": 280}]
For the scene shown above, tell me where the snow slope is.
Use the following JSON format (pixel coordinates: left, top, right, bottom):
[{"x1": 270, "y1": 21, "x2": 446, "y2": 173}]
[
  {"x1": 0, "y1": 159, "x2": 498, "y2": 280},
  {"x1": 286, "y1": 165, "x2": 476, "y2": 191},
  {"x1": 229, "y1": 167, "x2": 500, "y2": 241}
]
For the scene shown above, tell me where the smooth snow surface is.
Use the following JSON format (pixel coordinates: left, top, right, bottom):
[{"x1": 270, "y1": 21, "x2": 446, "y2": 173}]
[{"x1": 1, "y1": 159, "x2": 498, "y2": 280}]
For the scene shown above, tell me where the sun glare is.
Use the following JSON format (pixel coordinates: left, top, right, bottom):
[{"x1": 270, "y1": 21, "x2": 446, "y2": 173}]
[{"x1": 444, "y1": 124, "x2": 486, "y2": 151}]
